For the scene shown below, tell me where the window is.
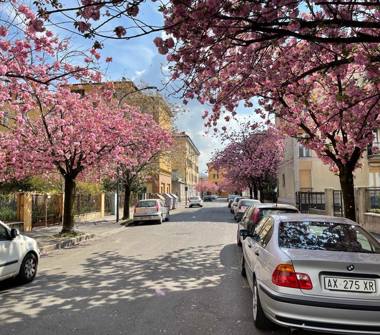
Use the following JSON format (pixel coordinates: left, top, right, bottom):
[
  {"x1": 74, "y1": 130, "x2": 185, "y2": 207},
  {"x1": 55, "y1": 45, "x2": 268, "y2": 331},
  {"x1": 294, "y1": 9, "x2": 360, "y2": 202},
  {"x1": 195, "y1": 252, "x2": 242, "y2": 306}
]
[
  {"x1": 299, "y1": 145, "x2": 311, "y2": 158},
  {"x1": 1, "y1": 111, "x2": 9, "y2": 126},
  {"x1": 0, "y1": 224, "x2": 9, "y2": 241},
  {"x1": 256, "y1": 218, "x2": 274, "y2": 248},
  {"x1": 282, "y1": 174, "x2": 285, "y2": 188},
  {"x1": 279, "y1": 221, "x2": 380, "y2": 253},
  {"x1": 137, "y1": 200, "x2": 157, "y2": 208},
  {"x1": 72, "y1": 89, "x2": 85, "y2": 97}
]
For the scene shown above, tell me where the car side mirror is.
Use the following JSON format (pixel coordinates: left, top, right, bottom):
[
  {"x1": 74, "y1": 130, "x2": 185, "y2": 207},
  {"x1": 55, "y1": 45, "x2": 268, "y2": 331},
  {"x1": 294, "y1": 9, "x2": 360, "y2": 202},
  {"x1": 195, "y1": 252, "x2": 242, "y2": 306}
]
[
  {"x1": 10, "y1": 228, "x2": 19, "y2": 239},
  {"x1": 240, "y1": 229, "x2": 250, "y2": 240}
]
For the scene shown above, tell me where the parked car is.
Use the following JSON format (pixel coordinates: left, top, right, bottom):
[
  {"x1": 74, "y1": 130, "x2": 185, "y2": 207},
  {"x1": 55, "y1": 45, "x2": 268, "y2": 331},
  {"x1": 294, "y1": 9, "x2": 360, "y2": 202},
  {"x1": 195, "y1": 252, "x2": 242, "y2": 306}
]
[
  {"x1": 211, "y1": 195, "x2": 218, "y2": 200},
  {"x1": 0, "y1": 221, "x2": 40, "y2": 283},
  {"x1": 133, "y1": 199, "x2": 169, "y2": 224},
  {"x1": 189, "y1": 196, "x2": 203, "y2": 208},
  {"x1": 230, "y1": 196, "x2": 242, "y2": 214},
  {"x1": 234, "y1": 199, "x2": 261, "y2": 222},
  {"x1": 203, "y1": 195, "x2": 213, "y2": 202},
  {"x1": 237, "y1": 203, "x2": 299, "y2": 246},
  {"x1": 240, "y1": 213, "x2": 380, "y2": 334},
  {"x1": 228, "y1": 194, "x2": 238, "y2": 207}
]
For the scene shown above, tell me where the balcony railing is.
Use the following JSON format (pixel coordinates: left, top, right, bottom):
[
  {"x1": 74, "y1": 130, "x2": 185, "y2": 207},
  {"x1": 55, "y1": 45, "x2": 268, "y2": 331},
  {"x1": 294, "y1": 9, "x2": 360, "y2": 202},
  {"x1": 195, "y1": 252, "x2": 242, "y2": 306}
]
[{"x1": 367, "y1": 142, "x2": 380, "y2": 157}]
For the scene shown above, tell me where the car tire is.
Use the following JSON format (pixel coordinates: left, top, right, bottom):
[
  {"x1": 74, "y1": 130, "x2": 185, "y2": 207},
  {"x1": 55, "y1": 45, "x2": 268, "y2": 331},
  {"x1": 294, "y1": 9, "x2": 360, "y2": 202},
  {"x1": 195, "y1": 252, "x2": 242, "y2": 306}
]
[
  {"x1": 252, "y1": 279, "x2": 272, "y2": 330},
  {"x1": 189, "y1": 205, "x2": 192, "y2": 208},
  {"x1": 18, "y1": 252, "x2": 38, "y2": 283},
  {"x1": 165, "y1": 214, "x2": 170, "y2": 222},
  {"x1": 241, "y1": 255, "x2": 246, "y2": 277}
]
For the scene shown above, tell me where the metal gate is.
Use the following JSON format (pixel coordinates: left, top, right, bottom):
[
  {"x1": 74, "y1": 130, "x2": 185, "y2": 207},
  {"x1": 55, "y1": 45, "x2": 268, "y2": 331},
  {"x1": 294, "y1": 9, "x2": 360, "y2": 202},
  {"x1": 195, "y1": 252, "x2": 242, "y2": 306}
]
[
  {"x1": 296, "y1": 192, "x2": 325, "y2": 213},
  {"x1": 333, "y1": 190, "x2": 344, "y2": 217},
  {"x1": 32, "y1": 194, "x2": 62, "y2": 227}
]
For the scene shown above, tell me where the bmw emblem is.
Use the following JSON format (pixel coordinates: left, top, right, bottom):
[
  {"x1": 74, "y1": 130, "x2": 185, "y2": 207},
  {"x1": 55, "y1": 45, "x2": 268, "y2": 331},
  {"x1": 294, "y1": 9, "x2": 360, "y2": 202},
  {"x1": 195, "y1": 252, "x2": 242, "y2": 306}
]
[{"x1": 347, "y1": 264, "x2": 355, "y2": 271}]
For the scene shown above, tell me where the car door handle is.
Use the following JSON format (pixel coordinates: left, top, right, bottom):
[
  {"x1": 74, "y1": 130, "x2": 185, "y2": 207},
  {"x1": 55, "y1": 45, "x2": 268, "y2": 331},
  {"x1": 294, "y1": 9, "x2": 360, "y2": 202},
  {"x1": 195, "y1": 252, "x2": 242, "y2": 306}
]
[{"x1": 255, "y1": 251, "x2": 260, "y2": 256}]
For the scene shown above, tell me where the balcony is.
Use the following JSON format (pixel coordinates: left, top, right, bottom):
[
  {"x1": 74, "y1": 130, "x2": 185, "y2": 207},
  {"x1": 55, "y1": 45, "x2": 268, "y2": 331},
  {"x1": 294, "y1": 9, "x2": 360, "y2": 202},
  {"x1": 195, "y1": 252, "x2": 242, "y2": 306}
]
[{"x1": 367, "y1": 142, "x2": 380, "y2": 165}]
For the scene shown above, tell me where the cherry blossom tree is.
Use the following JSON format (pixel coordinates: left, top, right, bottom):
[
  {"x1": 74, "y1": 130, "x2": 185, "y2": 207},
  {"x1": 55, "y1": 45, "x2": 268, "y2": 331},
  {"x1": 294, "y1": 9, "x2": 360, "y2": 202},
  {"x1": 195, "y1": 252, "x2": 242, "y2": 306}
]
[
  {"x1": 0, "y1": 87, "x2": 144, "y2": 233},
  {"x1": 113, "y1": 118, "x2": 172, "y2": 220},
  {"x1": 195, "y1": 179, "x2": 218, "y2": 196},
  {"x1": 213, "y1": 123, "x2": 283, "y2": 201},
  {"x1": 146, "y1": 1, "x2": 380, "y2": 221},
  {"x1": 35, "y1": 1, "x2": 380, "y2": 49}
]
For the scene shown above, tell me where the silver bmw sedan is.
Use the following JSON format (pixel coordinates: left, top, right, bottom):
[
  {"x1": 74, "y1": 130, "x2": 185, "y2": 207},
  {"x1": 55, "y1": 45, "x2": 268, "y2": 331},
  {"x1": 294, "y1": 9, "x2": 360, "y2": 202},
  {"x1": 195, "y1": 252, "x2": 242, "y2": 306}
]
[{"x1": 240, "y1": 213, "x2": 380, "y2": 334}]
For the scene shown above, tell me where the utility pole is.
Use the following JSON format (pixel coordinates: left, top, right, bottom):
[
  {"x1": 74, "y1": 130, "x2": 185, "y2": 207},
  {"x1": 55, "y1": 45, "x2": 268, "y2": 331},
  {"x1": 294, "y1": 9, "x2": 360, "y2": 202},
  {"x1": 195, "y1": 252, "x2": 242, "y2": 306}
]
[{"x1": 116, "y1": 167, "x2": 120, "y2": 223}]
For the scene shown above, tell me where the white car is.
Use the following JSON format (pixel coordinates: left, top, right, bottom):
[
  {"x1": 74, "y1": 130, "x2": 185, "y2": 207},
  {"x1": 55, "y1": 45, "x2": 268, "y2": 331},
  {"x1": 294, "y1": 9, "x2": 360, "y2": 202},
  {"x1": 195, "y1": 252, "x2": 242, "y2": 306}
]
[
  {"x1": 189, "y1": 196, "x2": 203, "y2": 208},
  {"x1": 133, "y1": 199, "x2": 170, "y2": 224},
  {"x1": 0, "y1": 221, "x2": 40, "y2": 283}
]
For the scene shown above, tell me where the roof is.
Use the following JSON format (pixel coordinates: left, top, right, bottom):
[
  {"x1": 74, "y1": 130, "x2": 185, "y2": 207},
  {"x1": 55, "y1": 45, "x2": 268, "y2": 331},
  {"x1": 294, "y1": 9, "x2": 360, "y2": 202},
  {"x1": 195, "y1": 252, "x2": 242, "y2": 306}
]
[{"x1": 174, "y1": 132, "x2": 200, "y2": 155}]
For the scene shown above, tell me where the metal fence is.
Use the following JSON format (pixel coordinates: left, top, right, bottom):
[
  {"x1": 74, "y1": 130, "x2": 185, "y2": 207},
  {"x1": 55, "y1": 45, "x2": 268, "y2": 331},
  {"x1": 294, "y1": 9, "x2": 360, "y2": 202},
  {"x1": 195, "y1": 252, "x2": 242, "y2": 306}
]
[
  {"x1": 0, "y1": 193, "x2": 18, "y2": 222},
  {"x1": 73, "y1": 193, "x2": 101, "y2": 216},
  {"x1": 296, "y1": 192, "x2": 325, "y2": 213},
  {"x1": 333, "y1": 190, "x2": 344, "y2": 217},
  {"x1": 105, "y1": 192, "x2": 115, "y2": 215},
  {"x1": 32, "y1": 194, "x2": 62, "y2": 227},
  {"x1": 367, "y1": 187, "x2": 380, "y2": 212}
]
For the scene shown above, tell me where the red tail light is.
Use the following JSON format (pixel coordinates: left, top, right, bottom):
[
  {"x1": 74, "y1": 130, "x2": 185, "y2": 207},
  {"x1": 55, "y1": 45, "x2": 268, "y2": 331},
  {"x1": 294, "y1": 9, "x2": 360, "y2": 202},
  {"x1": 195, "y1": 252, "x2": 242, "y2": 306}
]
[{"x1": 272, "y1": 264, "x2": 313, "y2": 290}]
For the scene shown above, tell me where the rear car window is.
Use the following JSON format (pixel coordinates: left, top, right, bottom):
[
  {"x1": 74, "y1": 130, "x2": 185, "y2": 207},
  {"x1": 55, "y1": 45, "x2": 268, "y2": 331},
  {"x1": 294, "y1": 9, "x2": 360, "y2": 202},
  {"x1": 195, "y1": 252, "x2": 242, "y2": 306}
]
[
  {"x1": 259, "y1": 208, "x2": 298, "y2": 220},
  {"x1": 189, "y1": 197, "x2": 200, "y2": 201},
  {"x1": 279, "y1": 221, "x2": 380, "y2": 253},
  {"x1": 137, "y1": 200, "x2": 157, "y2": 208},
  {"x1": 241, "y1": 200, "x2": 256, "y2": 206}
]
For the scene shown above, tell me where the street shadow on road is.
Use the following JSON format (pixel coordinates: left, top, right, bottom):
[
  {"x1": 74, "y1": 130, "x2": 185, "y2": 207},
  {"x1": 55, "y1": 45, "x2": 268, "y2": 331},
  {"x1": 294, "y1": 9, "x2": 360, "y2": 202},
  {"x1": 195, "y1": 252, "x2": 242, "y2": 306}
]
[{"x1": 0, "y1": 242, "x2": 315, "y2": 335}]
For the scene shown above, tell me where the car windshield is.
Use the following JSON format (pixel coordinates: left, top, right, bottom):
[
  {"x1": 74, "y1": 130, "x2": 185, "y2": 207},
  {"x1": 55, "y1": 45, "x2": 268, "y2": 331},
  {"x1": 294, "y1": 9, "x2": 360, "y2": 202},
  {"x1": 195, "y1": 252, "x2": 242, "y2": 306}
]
[
  {"x1": 279, "y1": 221, "x2": 380, "y2": 253},
  {"x1": 137, "y1": 200, "x2": 157, "y2": 208},
  {"x1": 260, "y1": 208, "x2": 298, "y2": 220}
]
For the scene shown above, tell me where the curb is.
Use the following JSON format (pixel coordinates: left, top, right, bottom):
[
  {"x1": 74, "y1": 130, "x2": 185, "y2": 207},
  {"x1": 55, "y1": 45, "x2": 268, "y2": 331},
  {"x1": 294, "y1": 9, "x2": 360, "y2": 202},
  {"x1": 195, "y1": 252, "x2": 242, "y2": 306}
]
[{"x1": 39, "y1": 233, "x2": 95, "y2": 253}]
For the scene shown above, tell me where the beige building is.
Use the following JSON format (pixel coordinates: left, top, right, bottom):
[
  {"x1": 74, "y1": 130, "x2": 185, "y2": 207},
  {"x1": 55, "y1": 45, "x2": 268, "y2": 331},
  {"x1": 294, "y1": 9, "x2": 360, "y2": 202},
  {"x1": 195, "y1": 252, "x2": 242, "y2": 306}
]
[
  {"x1": 278, "y1": 136, "x2": 374, "y2": 205},
  {"x1": 69, "y1": 81, "x2": 173, "y2": 194},
  {"x1": 172, "y1": 132, "x2": 200, "y2": 200}
]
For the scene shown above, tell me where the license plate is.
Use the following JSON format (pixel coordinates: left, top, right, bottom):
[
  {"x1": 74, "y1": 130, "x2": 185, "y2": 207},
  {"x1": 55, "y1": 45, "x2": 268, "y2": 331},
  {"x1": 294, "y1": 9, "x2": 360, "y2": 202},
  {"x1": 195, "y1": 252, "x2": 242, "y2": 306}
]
[{"x1": 324, "y1": 276, "x2": 377, "y2": 293}]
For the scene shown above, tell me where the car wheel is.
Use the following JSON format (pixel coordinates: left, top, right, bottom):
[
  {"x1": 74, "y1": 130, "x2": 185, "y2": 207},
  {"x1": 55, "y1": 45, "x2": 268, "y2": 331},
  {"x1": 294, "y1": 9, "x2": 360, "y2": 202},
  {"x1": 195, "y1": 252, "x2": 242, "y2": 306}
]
[
  {"x1": 241, "y1": 255, "x2": 246, "y2": 277},
  {"x1": 252, "y1": 279, "x2": 271, "y2": 330},
  {"x1": 165, "y1": 214, "x2": 170, "y2": 222},
  {"x1": 18, "y1": 252, "x2": 38, "y2": 283}
]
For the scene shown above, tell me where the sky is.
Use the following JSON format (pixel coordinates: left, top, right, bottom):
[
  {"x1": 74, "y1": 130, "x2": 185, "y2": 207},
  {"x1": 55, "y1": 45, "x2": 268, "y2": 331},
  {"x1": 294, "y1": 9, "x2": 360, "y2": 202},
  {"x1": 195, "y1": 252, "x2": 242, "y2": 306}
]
[{"x1": 46, "y1": 1, "x2": 259, "y2": 175}]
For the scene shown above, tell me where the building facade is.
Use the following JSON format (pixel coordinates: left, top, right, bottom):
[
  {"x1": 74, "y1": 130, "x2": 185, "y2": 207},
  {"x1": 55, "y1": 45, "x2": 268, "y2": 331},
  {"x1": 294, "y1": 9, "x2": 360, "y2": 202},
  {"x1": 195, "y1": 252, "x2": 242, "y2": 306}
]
[
  {"x1": 277, "y1": 136, "x2": 372, "y2": 205},
  {"x1": 69, "y1": 81, "x2": 173, "y2": 194},
  {"x1": 207, "y1": 163, "x2": 228, "y2": 196},
  {"x1": 171, "y1": 132, "x2": 200, "y2": 200}
]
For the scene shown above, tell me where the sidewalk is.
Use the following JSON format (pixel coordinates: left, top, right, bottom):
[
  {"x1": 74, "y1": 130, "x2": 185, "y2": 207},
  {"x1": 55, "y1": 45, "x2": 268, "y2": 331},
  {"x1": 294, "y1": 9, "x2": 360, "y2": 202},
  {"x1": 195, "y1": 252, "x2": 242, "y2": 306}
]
[
  {"x1": 25, "y1": 216, "x2": 126, "y2": 253},
  {"x1": 26, "y1": 204, "x2": 188, "y2": 253}
]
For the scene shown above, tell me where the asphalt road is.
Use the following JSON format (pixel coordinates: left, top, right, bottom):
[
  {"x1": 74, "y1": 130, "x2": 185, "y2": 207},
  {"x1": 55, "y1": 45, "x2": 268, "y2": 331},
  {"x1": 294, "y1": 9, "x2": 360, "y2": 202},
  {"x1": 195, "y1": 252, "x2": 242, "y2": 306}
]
[{"x1": 0, "y1": 200, "x2": 310, "y2": 335}]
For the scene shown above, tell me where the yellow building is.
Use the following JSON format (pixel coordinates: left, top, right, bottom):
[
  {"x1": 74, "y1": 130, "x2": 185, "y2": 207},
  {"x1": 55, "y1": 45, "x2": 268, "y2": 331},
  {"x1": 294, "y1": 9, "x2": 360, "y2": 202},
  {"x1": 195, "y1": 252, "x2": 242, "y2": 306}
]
[
  {"x1": 69, "y1": 81, "x2": 173, "y2": 194},
  {"x1": 207, "y1": 163, "x2": 227, "y2": 195},
  {"x1": 172, "y1": 132, "x2": 200, "y2": 200}
]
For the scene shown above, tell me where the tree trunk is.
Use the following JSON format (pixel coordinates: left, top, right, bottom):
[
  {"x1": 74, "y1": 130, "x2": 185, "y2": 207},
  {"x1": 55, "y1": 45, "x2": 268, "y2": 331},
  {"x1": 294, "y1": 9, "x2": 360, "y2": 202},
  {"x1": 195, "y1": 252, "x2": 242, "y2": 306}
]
[
  {"x1": 123, "y1": 183, "x2": 131, "y2": 220},
  {"x1": 259, "y1": 187, "x2": 264, "y2": 203},
  {"x1": 339, "y1": 167, "x2": 356, "y2": 221},
  {"x1": 253, "y1": 183, "x2": 258, "y2": 199},
  {"x1": 62, "y1": 176, "x2": 76, "y2": 233},
  {"x1": 249, "y1": 186, "x2": 253, "y2": 199}
]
